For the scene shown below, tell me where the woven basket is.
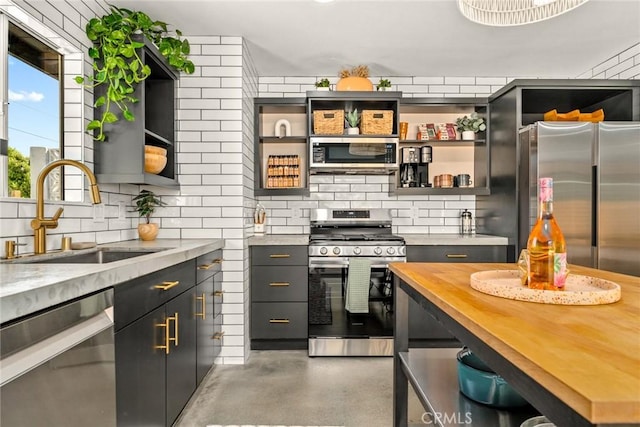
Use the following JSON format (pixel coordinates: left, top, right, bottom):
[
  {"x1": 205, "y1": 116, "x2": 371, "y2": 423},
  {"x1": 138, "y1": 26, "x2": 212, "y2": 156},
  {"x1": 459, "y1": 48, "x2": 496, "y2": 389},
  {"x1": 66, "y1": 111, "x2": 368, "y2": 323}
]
[
  {"x1": 313, "y1": 110, "x2": 344, "y2": 135},
  {"x1": 361, "y1": 110, "x2": 394, "y2": 135}
]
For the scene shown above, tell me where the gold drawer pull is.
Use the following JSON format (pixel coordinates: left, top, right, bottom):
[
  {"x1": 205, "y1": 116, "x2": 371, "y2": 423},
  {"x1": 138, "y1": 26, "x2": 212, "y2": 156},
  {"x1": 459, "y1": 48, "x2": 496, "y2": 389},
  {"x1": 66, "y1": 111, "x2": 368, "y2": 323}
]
[
  {"x1": 154, "y1": 280, "x2": 179, "y2": 290},
  {"x1": 269, "y1": 282, "x2": 290, "y2": 287},
  {"x1": 195, "y1": 294, "x2": 206, "y2": 319},
  {"x1": 446, "y1": 254, "x2": 468, "y2": 258},
  {"x1": 269, "y1": 319, "x2": 290, "y2": 324},
  {"x1": 198, "y1": 258, "x2": 223, "y2": 270},
  {"x1": 214, "y1": 290, "x2": 224, "y2": 297},
  {"x1": 212, "y1": 331, "x2": 225, "y2": 340},
  {"x1": 269, "y1": 254, "x2": 290, "y2": 258}
]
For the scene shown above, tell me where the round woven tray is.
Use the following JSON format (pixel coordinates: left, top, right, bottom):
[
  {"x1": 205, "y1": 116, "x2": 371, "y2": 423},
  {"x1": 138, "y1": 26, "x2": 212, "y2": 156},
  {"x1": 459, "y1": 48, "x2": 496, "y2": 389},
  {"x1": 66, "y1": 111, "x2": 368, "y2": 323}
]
[{"x1": 470, "y1": 270, "x2": 621, "y2": 305}]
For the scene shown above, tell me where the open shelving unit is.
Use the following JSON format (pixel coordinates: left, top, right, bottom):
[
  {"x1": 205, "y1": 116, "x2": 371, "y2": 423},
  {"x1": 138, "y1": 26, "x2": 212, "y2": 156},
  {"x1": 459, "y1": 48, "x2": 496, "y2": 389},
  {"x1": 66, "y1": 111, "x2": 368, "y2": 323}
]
[
  {"x1": 94, "y1": 37, "x2": 179, "y2": 187},
  {"x1": 394, "y1": 97, "x2": 490, "y2": 196},
  {"x1": 254, "y1": 98, "x2": 309, "y2": 196}
]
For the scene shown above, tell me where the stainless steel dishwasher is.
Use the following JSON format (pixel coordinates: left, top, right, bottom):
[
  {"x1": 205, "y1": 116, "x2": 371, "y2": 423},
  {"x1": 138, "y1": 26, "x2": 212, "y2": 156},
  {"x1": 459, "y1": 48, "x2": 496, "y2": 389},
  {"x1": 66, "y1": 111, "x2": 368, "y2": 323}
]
[{"x1": 0, "y1": 289, "x2": 115, "y2": 426}]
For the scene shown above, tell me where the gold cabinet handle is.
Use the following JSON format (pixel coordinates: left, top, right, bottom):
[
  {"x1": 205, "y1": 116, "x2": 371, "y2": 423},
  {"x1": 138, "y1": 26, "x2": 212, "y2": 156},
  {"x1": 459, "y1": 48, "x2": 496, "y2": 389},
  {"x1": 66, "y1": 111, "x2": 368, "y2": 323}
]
[
  {"x1": 198, "y1": 259, "x2": 222, "y2": 270},
  {"x1": 212, "y1": 331, "x2": 225, "y2": 340},
  {"x1": 269, "y1": 254, "x2": 290, "y2": 258},
  {"x1": 195, "y1": 294, "x2": 206, "y2": 319},
  {"x1": 269, "y1": 282, "x2": 290, "y2": 287},
  {"x1": 269, "y1": 319, "x2": 290, "y2": 324},
  {"x1": 155, "y1": 320, "x2": 171, "y2": 355},
  {"x1": 167, "y1": 313, "x2": 179, "y2": 347},
  {"x1": 213, "y1": 290, "x2": 224, "y2": 303},
  {"x1": 154, "y1": 280, "x2": 180, "y2": 290},
  {"x1": 446, "y1": 254, "x2": 468, "y2": 258}
]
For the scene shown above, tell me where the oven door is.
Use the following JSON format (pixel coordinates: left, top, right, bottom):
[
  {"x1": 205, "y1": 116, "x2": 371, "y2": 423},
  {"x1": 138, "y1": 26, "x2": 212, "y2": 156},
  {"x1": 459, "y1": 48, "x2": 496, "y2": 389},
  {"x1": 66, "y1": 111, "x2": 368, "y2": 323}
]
[
  {"x1": 310, "y1": 137, "x2": 398, "y2": 172},
  {"x1": 308, "y1": 257, "x2": 403, "y2": 356}
]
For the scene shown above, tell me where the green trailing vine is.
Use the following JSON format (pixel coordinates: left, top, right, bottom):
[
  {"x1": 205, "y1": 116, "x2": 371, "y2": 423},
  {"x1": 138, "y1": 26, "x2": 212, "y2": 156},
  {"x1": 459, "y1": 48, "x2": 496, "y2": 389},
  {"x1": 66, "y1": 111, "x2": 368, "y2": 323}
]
[{"x1": 75, "y1": 5, "x2": 195, "y2": 141}]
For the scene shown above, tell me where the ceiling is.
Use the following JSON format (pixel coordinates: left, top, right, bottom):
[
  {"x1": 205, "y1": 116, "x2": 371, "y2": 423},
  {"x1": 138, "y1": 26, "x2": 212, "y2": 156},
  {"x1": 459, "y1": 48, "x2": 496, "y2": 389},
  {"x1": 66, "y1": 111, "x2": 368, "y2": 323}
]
[{"x1": 109, "y1": 0, "x2": 640, "y2": 79}]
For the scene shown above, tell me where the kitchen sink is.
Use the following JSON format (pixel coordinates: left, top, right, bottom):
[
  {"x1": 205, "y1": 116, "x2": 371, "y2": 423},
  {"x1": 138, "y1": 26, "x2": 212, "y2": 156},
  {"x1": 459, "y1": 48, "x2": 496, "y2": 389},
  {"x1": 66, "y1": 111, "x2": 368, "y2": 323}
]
[{"x1": 13, "y1": 249, "x2": 167, "y2": 264}]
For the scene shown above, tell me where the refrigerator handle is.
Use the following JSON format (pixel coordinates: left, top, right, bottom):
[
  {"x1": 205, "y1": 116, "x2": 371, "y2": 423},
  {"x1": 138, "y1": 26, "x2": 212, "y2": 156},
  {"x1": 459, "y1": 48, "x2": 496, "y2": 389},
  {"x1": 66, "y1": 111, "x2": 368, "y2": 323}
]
[{"x1": 592, "y1": 165, "x2": 597, "y2": 248}]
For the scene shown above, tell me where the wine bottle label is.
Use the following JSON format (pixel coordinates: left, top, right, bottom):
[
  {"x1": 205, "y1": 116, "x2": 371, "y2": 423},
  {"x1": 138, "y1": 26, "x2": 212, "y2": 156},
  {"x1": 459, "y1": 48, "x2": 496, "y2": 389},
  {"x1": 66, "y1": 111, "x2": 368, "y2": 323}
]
[
  {"x1": 540, "y1": 177, "x2": 553, "y2": 202},
  {"x1": 554, "y1": 252, "x2": 568, "y2": 288}
]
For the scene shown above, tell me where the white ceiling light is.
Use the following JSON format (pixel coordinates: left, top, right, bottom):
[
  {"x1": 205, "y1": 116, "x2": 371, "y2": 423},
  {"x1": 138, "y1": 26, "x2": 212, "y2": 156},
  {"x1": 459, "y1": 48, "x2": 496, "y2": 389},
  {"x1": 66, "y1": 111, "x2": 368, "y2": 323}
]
[{"x1": 458, "y1": 0, "x2": 589, "y2": 26}]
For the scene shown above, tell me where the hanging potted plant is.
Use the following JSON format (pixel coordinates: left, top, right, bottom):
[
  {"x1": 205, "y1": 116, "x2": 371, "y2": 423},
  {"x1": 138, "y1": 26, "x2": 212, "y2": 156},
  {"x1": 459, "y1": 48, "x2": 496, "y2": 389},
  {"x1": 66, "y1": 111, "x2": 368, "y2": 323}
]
[
  {"x1": 345, "y1": 108, "x2": 360, "y2": 135},
  {"x1": 455, "y1": 112, "x2": 486, "y2": 140},
  {"x1": 75, "y1": 5, "x2": 195, "y2": 141},
  {"x1": 132, "y1": 189, "x2": 167, "y2": 241},
  {"x1": 314, "y1": 78, "x2": 331, "y2": 91},
  {"x1": 336, "y1": 65, "x2": 373, "y2": 91}
]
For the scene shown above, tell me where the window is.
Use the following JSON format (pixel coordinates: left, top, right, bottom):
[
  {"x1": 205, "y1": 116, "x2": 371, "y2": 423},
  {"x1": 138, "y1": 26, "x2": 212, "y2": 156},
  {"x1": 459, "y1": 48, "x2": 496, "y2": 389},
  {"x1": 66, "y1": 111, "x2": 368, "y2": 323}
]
[
  {"x1": 7, "y1": 22, "x2": 62, "y2": 199},
  {"x1": 0, "y1": 2, "x2": 84, "y2": 202}
]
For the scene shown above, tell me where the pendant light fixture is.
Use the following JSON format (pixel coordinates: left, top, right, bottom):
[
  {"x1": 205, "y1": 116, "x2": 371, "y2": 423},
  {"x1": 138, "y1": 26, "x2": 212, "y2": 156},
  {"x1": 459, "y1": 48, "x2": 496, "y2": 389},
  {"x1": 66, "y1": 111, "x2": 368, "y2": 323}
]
[{"x1": 457, "y1": 0, "x2": 589, "y2": 26}]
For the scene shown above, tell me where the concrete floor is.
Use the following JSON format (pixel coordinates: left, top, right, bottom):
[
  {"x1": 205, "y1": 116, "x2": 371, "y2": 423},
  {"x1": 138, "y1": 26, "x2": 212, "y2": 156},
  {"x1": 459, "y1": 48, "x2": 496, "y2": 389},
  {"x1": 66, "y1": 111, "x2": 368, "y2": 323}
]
[{"x1": 175, "y1": 350, "x2": 426, "y2": 427}]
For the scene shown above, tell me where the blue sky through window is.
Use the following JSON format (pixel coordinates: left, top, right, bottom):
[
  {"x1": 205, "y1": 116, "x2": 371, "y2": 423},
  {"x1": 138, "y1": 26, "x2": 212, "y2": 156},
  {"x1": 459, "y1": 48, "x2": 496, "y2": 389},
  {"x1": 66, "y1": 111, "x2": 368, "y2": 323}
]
[{"x1": 8, "y1": 55, "x2": 59, "y2": 157}]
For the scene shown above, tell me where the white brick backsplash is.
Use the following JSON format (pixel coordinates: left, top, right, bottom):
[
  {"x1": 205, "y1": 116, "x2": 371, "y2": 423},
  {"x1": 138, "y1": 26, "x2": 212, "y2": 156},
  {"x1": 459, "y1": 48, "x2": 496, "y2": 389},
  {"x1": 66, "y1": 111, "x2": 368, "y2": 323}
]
[
  {"x1": 222, "y1": 56, "x2": 243, "y2": 66},
  {"x1": 202, "y1": 66, "x2": 243, "y2": 77},
  {"x1": 179, "y1": 98, "x2": 221, "y2": 109},
  {"x1": 413, "y1": 77, "x2": 445, "y2": 85},
  {"x1": 429, "y1": 85, "x2": 460, "y2": 93},
  {"x1": 192, "y1": 56, "x2": 222, "y2": 67},
  {"x1": 445, "y1": 77, "x2": 476, "y2": 85}
]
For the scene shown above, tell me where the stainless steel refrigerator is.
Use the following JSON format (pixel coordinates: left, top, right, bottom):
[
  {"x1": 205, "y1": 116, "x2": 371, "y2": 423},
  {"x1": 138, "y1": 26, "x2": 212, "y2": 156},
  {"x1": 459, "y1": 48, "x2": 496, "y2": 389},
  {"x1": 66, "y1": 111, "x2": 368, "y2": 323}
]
[{"x1": 518, "y1": 121, "x2": 640, "y2": 276}]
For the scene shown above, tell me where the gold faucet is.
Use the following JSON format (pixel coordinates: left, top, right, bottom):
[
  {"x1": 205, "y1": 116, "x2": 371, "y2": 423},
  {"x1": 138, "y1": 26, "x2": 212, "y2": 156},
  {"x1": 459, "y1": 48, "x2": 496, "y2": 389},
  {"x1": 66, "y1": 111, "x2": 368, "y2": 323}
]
[{"x1": 31, "y1": 159, "x2": 102, "y2": 254}]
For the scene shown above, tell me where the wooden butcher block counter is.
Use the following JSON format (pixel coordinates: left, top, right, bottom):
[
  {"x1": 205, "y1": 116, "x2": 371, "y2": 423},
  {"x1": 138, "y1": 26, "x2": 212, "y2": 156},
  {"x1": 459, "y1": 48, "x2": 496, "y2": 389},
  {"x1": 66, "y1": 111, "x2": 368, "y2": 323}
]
[{"x1": 390, "y1": 262, "x2": 640, "y2": 427}]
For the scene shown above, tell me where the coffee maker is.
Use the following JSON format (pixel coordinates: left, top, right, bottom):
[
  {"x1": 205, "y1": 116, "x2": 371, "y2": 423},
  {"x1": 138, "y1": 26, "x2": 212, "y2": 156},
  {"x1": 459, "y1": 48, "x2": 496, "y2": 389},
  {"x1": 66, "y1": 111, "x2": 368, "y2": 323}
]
[
  {"x1": 400, "y1": 147, "x2": 419, "y2": 187},
  {"x1": 418, "y1": 145, "x2": 432, "y2": 187}
]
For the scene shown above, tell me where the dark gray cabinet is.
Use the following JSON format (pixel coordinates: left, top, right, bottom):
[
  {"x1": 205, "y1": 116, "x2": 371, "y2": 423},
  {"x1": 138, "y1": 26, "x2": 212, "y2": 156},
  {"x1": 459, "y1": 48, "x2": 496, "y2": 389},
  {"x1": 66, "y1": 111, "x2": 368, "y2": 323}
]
[
  {"x1": 114, "y1": 259, "x2": 197, "y2": 427},
  {"x1": 95, "y1": 37, "x2": 179, "y2": 187},
  {"x1": 406, "y1": 244, "x2": 507, "y2": 345},
  {"x1": 250, "y1": 245, "x2": 308, "y2": 349},
  {"x1": 195, "y1": 250, "x2": 223, "y2": 384}
]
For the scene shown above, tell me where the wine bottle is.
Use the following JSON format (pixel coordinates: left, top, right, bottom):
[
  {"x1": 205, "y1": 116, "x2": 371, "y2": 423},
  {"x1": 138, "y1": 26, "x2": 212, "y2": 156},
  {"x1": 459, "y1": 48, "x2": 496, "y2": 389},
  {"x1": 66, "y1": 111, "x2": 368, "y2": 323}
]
[{"x1": 526, "y1": 177, "x2": 568, "y2": 290}]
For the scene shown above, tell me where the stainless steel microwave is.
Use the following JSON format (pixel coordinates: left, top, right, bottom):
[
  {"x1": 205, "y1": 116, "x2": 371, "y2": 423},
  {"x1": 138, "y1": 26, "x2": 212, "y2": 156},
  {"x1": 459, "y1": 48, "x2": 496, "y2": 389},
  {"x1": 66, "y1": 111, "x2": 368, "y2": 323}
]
[{"x1": 309, "y1": 137, "x2": 398, "y2": 173}]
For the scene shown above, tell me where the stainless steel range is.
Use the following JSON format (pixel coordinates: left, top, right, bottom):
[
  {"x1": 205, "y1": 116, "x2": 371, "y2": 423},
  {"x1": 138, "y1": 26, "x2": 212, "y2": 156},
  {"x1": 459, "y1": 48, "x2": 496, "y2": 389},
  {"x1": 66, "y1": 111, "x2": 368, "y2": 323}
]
[{"x1": 308, "y1": 208, "x2": 406, "y2": 356}]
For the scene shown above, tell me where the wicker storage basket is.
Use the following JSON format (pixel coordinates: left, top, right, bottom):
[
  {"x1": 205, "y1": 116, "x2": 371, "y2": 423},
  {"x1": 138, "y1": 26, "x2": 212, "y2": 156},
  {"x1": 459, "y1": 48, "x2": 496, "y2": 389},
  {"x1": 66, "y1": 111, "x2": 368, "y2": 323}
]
[
  {"x1": 313, "y1": 110, "x2": 344, "y2": 135},
  {"x1": 361, "y1": 110, "x2": 394, "y2": 135}
]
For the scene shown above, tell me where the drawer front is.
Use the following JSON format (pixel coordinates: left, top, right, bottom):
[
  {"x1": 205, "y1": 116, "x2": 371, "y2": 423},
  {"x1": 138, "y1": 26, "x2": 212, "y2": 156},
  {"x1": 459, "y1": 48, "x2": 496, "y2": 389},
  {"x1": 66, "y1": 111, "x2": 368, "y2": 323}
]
[
  {"x1": 407, "y1": 245, "x2": 507, "y2": 263},
  {"x1": 212, "y1": 319, "x2": 223, "y2": 360},
  {"x1": 114, "y1": 260, "x2": 196, "y2": 331},
  {"x1": 251, "y1": 302, "x2": 308, "y2": 339},
  {"x1": 251, "y1": 266, "x2": 308, "y2": 302},
  {"x1": 196, "y1": 249, "x2": 223, "y2": 284},
  {"x1": 251, "y1": 245, "x2": 308, "y2": 266}
]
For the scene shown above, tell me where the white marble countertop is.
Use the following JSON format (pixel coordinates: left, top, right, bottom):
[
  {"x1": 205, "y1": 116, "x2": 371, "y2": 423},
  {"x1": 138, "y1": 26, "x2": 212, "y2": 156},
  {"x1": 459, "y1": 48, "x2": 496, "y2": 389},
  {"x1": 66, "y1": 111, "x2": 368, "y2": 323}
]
[
  {"x1": 248, "y1": 234, "x2": 508, "y2": 246},
  {"x1": 248, "y1": 234, "x2": 310, "y2": 245},
  {"x1": 0, "y1": 239, "x2": 224, "y2": 324}
]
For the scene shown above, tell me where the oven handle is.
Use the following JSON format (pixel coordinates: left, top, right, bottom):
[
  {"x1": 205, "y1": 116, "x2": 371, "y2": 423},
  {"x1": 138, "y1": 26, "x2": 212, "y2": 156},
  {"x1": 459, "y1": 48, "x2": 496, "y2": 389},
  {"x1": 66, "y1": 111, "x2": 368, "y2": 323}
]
[
  {"x1": 0, "y1": 306, "x2": 114, "y2": 387},
  {"x1": 309, "y1": 259, "x2": 406, "y2": 269}
]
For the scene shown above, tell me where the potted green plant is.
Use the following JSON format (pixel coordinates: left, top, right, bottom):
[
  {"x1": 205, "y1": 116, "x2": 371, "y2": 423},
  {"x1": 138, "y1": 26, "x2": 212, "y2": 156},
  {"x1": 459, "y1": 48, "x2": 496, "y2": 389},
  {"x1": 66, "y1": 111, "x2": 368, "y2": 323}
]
[
  {"x1": 315, "y1": 78, "x2": 331, "y2": 91},
  {"x1": 132, "y1": 189, "x2": 167, "y2": 241},
  {"x1": 75, "y1": 5, "x2": 195, "y2": 141},
  {"x1": 377, "y1": 78, "x2": 391, "y2": 91},
  {"x1": 345, "y1": 108, "x2": 360, "y2": 135},
  {"x1": 455, "y1": 112, "x2": 486, "y2": 140}
]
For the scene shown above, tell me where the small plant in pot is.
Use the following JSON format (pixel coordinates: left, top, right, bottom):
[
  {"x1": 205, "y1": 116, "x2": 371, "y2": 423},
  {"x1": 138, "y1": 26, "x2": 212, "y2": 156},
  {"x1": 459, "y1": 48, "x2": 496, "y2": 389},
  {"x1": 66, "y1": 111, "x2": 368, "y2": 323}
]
[
  {"x1": 345, "y1": 108, "x2": 360, "y2": 135},
  {"x1": 132, "y1": 189, "x2": 167, "y2": 241},
  {"x1": 315, "y1": 78, "x2": 331, "y2": 91},
  {"x1": 377, "y1": 78, "x2": 391, "y2": 91},
  {"x1": 455, "y1": 112, "x2": 486, "y2": 140}
]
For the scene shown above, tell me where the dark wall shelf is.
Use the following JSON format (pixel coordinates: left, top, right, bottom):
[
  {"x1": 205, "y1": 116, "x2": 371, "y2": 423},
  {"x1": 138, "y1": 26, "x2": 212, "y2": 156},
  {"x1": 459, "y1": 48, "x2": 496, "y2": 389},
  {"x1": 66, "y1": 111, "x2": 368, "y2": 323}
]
[{"x1": 95, "y1": 37, "x2": 179, "y2": 187}]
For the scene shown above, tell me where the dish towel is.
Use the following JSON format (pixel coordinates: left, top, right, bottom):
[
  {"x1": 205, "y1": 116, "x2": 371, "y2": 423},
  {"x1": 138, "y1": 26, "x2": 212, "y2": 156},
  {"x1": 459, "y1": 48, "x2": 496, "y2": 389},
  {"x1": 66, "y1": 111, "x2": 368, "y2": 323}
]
[{"x1": 345, "y1": 257, "x2": 371, "y2": 314}]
